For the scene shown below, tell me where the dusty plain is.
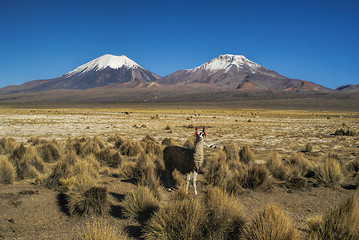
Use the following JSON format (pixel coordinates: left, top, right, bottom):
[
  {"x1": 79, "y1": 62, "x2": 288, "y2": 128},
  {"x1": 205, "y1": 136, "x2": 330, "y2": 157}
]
[{"x1": 0, "y1": 102, "x2": 358, "y2": 239}]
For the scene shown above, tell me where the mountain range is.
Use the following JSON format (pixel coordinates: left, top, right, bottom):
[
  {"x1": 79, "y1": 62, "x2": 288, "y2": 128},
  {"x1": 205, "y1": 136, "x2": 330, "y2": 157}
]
[{"x1": 0, "y1": 54, "x2": 356, "y2": 96}]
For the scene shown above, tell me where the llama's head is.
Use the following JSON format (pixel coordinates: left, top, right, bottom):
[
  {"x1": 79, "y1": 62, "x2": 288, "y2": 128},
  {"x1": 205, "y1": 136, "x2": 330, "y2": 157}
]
[{"x1": 194, "y1": 127, "x2": 206, "y2": 142}]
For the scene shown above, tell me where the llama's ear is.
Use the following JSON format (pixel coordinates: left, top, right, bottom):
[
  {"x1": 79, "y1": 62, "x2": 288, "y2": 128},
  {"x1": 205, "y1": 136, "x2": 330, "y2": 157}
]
[
  {"x1": 203, "y1": 127, "x2": 207, "y2": 137},
  {"x1": 194, "y1": 127, "x2": 198, "y2": 136}
]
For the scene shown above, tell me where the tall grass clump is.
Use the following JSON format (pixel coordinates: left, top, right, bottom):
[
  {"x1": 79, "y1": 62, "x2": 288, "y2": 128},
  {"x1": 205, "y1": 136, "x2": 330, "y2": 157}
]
[
  {"x1": 161, "y1": 138, "x2": 178, "y2": 147},
  {"x1": 82, "y1": 136, "x2": 105, "y2": 156},
  {"x1": 239, "y1": 145, "x2": 255, "y2": 163},
  {"x1": 80, "y1": 219, "x2": 129, "y2": 240},
  {"x1": 223, "y1": 143, "x2": 239, "y2": 162},
  {"x1": 120, "y1": 185, "x2": 160, "y2": 223},
  {"x1": 235, "y1": 164, "x2": 268, "y2": 190},
  {"x1": 204, "y1": 187, "x2": 246, "y2": 239},
  {"x1": 204, "y1": 150, "x2": 232, "y2": 190},
  {"x1": 267, "y1": 152, "x2": 288, "y2": 180},
  {"x1": 45, "y1": 150, "x2": 79, "y2": 189},
  {"x1": 143, "y1": 198, "x2": 206, "y2": 240},
  {"x1": 96, "y1": 148, "x2": 122, "y2": 168},
  {"x1": 242, "y1": 204, "x2": 299, "y2": 240},
  {"x1": 141, "y1": 135, "x2": 162, "y2": 157},
  {"x1": 66, "y1": 173, "x2": 107, "y2": 216},
  {"x1": 117, "y1": 140, "x2": 143, "y2": 156},
  {"x1": 37, "y1": 142, "x2": 61, "y2": 163},
  {"x1": 0, "y1": 155, "x2": 16, "y2": 184},
  {"x1": 0, "y1": 137, "x2": 18, "y2": 154},
  {"x1": 307, "y1": 194, "x2": 359, "y2": 240},
  {"x1": 315, "y1": 155, "x2": 343, "y2": 187},
  {"x1": 10, "y1": 144, "x2": 41, "y2": 180}
]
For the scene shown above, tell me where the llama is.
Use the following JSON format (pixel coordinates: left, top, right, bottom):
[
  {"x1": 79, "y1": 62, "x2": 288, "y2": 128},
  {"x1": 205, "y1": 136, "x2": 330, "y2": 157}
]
[{"x1": 163, "y1": 127, "x2": 206, "y2": 195}]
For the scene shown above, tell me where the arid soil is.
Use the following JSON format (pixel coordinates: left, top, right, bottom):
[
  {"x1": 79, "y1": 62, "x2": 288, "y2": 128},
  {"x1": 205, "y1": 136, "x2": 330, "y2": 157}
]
[{"x1": 0, "y1": 105, "x2": 358, "y2": 239}]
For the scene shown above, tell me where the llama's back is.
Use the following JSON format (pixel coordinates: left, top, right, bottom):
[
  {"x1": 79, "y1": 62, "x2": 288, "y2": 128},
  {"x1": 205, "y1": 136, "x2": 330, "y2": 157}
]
[{"x1": 163, "y1": 146, "x2": 195, "y2": 174}]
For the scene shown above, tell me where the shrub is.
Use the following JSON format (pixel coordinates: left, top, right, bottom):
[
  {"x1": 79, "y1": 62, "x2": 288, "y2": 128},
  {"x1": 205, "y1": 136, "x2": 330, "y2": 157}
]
[
  {"x1": 80, "y1": 219, "x2": 129, "y2": 240},
  {"x1": 143, "y1": 198, "x2": 206, "y2": 239},
  {"x1": 315, "y1": 155, "x2": 343, "y2": 187},
  {"x1": 239, "y1": 145, "x2": 255, "y2": 164},
  {"x1": 66, "y1": 173, "x2": 107, "y2": 216},
  {"x1": 120, "y1": 185, "x2": 159, "y2": 223},
  {"x1": 117, "y1": 160, "x2": 136, "y2": 178},
  {"x1": 306, "y1": 195, "x2": 359, "y2": 240},
  {"x1": 242, "y1": 204, "x2": 299, "y2": 240},
  {"x1": 204, "y1": 187, "x2": 246, "y2": 239},
  {"x1": 0, "y1": 155, "x2": 16, "y2": 184}
]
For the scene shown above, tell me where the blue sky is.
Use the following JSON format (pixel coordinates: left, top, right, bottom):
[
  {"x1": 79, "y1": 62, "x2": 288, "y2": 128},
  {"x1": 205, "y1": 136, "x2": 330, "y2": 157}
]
[{"x1": 0, "y1": 0, "x2": 358, "y2": 89}]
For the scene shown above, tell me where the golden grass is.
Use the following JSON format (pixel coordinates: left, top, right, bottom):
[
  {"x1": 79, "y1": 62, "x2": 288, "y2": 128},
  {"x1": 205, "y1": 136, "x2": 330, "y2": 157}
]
[
  {"x1": 0, "y1": 155, "x2": 16, "y2": 184},
  {"x1": 306, "y1": 194, "x2": 359, "y2": 240},
  {"x1": 204, "y1": 187, "x2": 246, "y2": 239},
  {"x1": 66, "y1": 172, "x2": 107, "y2": 216},
  {"x1": 242, "y1": 204, "x2": 299, "y2": 240},
  {"x1": 315, "y1": 155, "x2": 343, "y2": 187},
  {"x1": 239, "y1": 145, "x2": 255, "y2": 164},
  {"x1": 80, "y1": 218, "x2": 129, "y2": 240},
  {"x1": 120, "y1": 185, "x2": 159, "y2": 223},
  {"x1": 143, "y1": 198, "x2": 206, "y2": 240}
]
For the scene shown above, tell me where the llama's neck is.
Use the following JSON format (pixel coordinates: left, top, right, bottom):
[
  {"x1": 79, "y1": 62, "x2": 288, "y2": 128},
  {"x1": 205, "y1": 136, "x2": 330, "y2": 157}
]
[{"x1": 193, "y1": 137, "x2": 204, "y2": 170}]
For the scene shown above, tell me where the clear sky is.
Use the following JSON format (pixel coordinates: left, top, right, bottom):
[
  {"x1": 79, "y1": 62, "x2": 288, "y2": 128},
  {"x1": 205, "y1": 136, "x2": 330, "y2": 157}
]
[{"x1": 0, "y1": 0, "x2": 358, "y2": 89}]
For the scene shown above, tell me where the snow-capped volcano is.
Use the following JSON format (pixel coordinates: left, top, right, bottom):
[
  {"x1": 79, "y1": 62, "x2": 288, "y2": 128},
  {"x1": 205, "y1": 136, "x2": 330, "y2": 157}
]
[
  {"x1": 0, "y1": 54, "x2": 161, "y2": 93},
  {"x1": 188, "y1": 54, "x2": 261, "y2": 73},
  {"x1": 159, "y1": 54, "x2": 329, "y2": 91},
  {"x1": 65, "y1": 54, "x2": 141, "y2": 78}
]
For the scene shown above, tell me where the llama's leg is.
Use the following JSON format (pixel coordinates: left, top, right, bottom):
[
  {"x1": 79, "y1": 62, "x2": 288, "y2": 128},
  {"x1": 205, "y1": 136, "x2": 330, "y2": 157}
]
[
  {"x1": 186, "y1": 173, "x2": 191, "y2": 194},
  {"x1": 193, "y1": 171, "x2": 198, "y2": 195}
]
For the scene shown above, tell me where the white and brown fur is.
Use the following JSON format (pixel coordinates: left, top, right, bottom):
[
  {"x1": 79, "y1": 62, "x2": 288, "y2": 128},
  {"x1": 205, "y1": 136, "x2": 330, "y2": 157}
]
[{"x1": 163, "y1": 127, "x2": 206, "y2": 195}]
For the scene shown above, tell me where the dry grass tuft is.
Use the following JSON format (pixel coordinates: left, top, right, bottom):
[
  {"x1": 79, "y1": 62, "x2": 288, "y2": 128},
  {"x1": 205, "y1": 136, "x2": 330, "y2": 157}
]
[
  {"x1": 96, "y1": 148, "x2": 122, "y2": 168},
  {"x1": 143, "y1": 198, "x2": 206, "y2": 240},
  {"x1": 204, "y1": 187, "x2": 246, "y2": 239},
  {"x1": 239, "y1": 145, "x2": 255, "y2": 164},
  {"x1": 267, "y1": 153, "x2": 288, "y2": 180},
  {"x1": 0, "y1": 155, "x2": 16, "y2": 184},
  {"x1": 334, "y1": 128, "x2": 357, "y2": 136},
  {"x1": 66, "y1": 173, "x2": 107, "y2": 216},
  {"x1": 242, "y1": 204, "x2": 299, "y2": 240},
  {"x1": 161, "y1": 138, "x2": 178, "y2": 147},
  {"x1": 141, "y1": 136, "x2": 162, "y2": 156},
  {"x1": 37, "y1": 142, "x2": 61, "y2": 163},
  {"x1": 120, "y1": 185, "x2": 160, "y2": 223},
  {"x1": 118, "y1": 140, "x2": 143, "y2": 156},
  {"x1": 315, "y1": 155, "x2": 343, "y2": 187},
  {"x1": 45, "y1": 151, "x2": 79, "y2": 189},
  {"x1": 80, "y1": 219, "x2": 129, "y2": 240},
  {"x1": 237, "y1": 164, "x2": 268, "y2": 189},
  {"x1": 223, "y1": 143, "x2": 239, "y2": 162},
  {"x1": 0, "y1": 137, "x2": 18, "y2": 154},
  {"x1": 10, "y1": 144, "x2": 41, "y2": 180},
  {"x1": 306, "y1": 194, "x2": 359, "y2": 240}
]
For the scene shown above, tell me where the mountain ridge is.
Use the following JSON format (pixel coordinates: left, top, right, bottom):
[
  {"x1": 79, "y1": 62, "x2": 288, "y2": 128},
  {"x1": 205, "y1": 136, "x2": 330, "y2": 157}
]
[{"x1": 1, "y1": 53, "x2": 351, "y2": 96}]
